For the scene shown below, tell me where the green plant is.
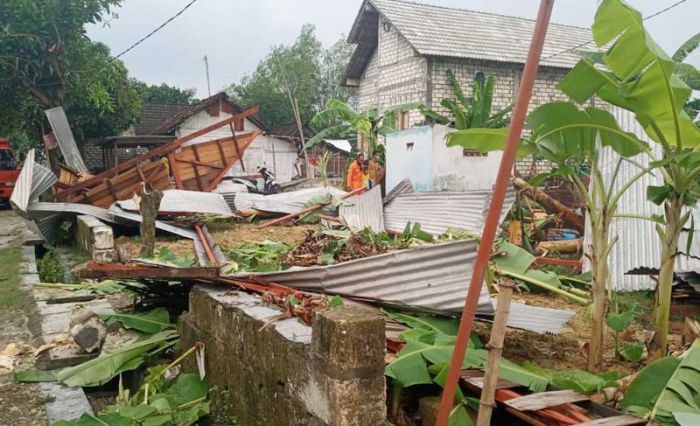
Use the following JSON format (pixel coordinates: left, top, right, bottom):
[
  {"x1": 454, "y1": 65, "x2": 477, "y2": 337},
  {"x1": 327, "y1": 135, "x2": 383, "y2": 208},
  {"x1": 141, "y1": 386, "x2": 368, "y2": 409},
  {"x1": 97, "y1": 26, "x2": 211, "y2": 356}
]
[
  {"x1": 225, "y1": 240, "x2": 293, "y2": 273},
  {"x1": 307, "y1": 99, "x2": 422, "y2": 153},
  {"x1": 38, "y1": 248, "x2": 65, "y2": 283},
  {"x1": 606, "y1": 301, "x2": 643, "y2": 361},
  {"x1": 620, "y1": 340, "x2": 700, "y2": 425},
  {"x1": 560, "y1": 0, "x2": 700, "y2": 361},
  {"x1": 444, "y1": 82, "x2": 649, "y2": 372},
  {"x1": 421, "y1": 70, "x2": 512, "y2": 130}
]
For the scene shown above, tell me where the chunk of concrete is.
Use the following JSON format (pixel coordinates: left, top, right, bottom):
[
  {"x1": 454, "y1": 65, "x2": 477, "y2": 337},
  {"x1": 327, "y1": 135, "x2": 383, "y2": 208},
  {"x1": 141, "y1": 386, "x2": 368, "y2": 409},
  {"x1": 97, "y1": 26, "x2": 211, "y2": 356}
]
[
  {"x1": 101, "y1": 327, "x2": 141, "y2": 354},
  {"x1": 69, "y1": 308, "x2": 107, "y2": 353},
  {"x1": 76, "y1": 215, "x2": 115, "y2": 261}
]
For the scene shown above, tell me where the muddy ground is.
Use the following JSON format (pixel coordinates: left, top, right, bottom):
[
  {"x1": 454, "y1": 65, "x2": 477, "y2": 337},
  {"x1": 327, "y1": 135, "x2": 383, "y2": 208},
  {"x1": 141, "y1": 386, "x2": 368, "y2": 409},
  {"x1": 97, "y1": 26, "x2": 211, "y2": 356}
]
[{"x1": 0, "y1": 209, "x2": 48, "y2": 426}]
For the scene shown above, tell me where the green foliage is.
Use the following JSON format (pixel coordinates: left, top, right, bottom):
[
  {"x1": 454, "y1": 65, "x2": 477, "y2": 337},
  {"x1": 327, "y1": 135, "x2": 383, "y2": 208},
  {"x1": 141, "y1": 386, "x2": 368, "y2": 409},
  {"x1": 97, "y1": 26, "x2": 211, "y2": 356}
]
[
  {"x1": 146, "y1": 247, "x2": 197, "y2": 268},
  {"x1": 102, "y1": 308, "x2": 173, "y2": 334},
  {"x1": 0, "y1": 0, "x2": 142, "y2": 149},
  {"x1": 132, "y1": 81, "x2": 198, "y2": 105},
  {"x1": 605, "y1": 303, "x2": 642, "y2": 333},
  {"x1": 622, "y1": 342, "x2": 644, "y2": 362},
  {"x1": 0, "y1": 247, "x2": 23, "y2": 308},
  {"x1": 621, "y1": 341, "x2": 700, "y2": 425},
  {"x1": 421, "y1": 70, "x2": 512, "y2": 129},
  {"x1": 522, "y1": 362, "x2": 620, "y2": 394},
  {"x1": 384, "y1": 310, "x2": 549, "y2": 392},
  {"x1": 38, "y1": 249, "x2": 65, "y2": 283},
  {"x1": 307, "y1": 99, "x2": 422, "y2": 152},
  {"x1": 54, "y1": 373, "x2": 209, "y2": 426},
  {"x1": 225, "y1": 240, "x2": 293, "y2": 273},
  {"x1": 55, "y1": 330, "x2": 178, "y2": 387}
]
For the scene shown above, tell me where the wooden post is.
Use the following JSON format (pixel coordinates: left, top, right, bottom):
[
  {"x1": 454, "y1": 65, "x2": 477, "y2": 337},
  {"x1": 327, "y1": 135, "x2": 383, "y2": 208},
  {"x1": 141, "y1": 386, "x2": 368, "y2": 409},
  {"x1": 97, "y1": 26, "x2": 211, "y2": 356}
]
[
  {"x1": 137, "y1": 184, "x2": 164, "y2": 257},
  {"x1": 477, "y1": 278, "x2": 516, "y2": 426}
]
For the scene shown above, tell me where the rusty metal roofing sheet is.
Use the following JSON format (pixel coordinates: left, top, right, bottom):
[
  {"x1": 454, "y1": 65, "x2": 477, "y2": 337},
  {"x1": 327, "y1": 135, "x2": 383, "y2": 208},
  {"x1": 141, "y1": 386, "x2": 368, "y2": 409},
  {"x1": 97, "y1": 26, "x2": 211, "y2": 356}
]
[
  {"x1": 234, "y1": 240, "x2": 494, "y2": 315},
  {"x1": 383, "y1": 185, "x2": 515, "y2": 236},
  {"x1": 115, "y1": 190, "x2": 233, "y2": 217},
  {"x1": 583, "y1": 107, "x2": 700, "y2": 291},
  {"x1": 45, "y1": 107, "x2": 89, "y2": 173},
  {"x1": 340, "y1": 186, "x2": 384, "y2": 232}
]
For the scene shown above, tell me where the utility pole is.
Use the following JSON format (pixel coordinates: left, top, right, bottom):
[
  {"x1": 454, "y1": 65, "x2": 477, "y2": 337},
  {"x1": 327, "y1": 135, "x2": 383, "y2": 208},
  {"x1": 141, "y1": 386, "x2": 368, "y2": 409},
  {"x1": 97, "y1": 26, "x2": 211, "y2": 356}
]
[{"x1": 203, "y1": 55, "x2": 211, "y2": 97}]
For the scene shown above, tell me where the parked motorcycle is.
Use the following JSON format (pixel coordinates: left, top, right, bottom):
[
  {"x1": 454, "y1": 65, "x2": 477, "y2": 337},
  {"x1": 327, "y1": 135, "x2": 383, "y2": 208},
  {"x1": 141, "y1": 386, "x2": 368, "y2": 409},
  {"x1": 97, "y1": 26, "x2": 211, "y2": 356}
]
[{"x1": 231, "y1": 166, "x2": 280, "y2": 195}]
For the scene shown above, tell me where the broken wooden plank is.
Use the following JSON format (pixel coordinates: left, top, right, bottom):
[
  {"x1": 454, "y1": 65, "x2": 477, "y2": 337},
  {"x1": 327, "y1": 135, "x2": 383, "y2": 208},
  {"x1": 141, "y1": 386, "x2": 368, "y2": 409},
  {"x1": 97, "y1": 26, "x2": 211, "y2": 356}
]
[
  {"x1": 75, "y1": 262, "x2": 220, "y2": 280},
  {"x1": 513, "y1": 176, "x2": 585, "y2": 232},
  {"x1": 504, "y1": 390, "x2": 589, "y2": 411},
  {"x1": 576, "y1": 415, "x2": 646, "y2": 426}
]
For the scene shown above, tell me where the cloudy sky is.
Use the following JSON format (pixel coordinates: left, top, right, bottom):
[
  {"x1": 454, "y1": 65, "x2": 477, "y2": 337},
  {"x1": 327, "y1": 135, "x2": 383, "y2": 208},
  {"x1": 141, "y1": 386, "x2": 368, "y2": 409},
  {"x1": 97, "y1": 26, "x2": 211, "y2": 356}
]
[{"x1": 86, "y1": 0, "x2": 699, "y2": 97}]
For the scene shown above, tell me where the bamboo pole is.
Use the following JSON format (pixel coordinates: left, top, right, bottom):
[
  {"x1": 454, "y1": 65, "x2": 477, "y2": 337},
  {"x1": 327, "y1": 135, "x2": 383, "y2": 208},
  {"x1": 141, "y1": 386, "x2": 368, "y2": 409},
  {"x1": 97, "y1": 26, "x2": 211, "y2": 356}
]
[
  {"x1": 434, "y1": 1, "x2": 555, "y2": 424},
  {"x1": 477, "y1": 278, "x2": 515, "y2": 426}
]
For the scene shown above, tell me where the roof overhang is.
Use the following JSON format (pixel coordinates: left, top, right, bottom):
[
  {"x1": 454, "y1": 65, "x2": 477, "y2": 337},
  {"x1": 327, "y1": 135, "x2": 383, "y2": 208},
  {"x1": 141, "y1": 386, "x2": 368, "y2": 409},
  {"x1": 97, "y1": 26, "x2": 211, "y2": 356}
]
[{"x1": 343, "y1": 1, "x2": 380, "y2": 85}]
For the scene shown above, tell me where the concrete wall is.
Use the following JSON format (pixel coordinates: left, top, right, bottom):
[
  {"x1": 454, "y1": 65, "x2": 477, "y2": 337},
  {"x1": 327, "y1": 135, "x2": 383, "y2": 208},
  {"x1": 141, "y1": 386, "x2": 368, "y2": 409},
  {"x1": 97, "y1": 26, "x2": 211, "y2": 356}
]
[
  {"x1": 385, "y1": 125, "x2": 503, "y2": 192},
  {"x1": 179, "y1": 286, "x2": 386, "y2": 426}
]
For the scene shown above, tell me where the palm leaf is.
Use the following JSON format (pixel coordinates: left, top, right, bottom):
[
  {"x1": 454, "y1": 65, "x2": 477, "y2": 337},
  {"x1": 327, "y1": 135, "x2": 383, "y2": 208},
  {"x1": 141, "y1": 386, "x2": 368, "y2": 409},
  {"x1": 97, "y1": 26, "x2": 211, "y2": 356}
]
[
  {"x1": 56, "y1": 330, "x2": 178, "y2": 387},
  {"x1": 447, "y1": 69, "x2": 469, "y2": 108},
  {"x1": 304, "y1": 124, "x2": 353, "y2": 148},
  {"x1": 672, "y1": 32, "x2": 700, "y2": 63},
  {"x1": 650, "y1": 340, "x2": 700, "y2": 425},
  {"x1": 101, "y1": 308, "x2": 173, "y2": 334}
]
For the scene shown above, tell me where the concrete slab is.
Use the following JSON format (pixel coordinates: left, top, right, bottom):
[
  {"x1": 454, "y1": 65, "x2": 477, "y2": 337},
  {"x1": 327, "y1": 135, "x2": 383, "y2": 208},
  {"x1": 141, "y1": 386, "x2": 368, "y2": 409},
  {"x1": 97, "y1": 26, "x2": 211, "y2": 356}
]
[{"x1": 40, "y1": 383, "x2": 94, "y2": 423}]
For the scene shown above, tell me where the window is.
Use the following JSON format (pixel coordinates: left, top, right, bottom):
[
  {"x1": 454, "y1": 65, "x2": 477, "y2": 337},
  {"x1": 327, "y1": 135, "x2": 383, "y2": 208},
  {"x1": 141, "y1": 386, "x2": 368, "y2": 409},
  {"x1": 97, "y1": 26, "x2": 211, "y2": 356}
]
[
  {"x1": 463, "y1": 149, "x2": 487, "y2": 158},
  {"x1": 398, "y1": 111, "x2": 409, "y2": 130}
]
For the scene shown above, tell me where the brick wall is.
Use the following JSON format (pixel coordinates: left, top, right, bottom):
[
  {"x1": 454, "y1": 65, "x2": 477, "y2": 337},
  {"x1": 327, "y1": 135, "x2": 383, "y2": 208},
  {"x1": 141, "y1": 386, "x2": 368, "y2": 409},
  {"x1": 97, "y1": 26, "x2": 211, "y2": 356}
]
[
  {"x1": 357, "y1": 17, "x2": 427, "y2": 126},
  {"x1": 81, "y1": 140, "x2": 103, "y2": 172}
]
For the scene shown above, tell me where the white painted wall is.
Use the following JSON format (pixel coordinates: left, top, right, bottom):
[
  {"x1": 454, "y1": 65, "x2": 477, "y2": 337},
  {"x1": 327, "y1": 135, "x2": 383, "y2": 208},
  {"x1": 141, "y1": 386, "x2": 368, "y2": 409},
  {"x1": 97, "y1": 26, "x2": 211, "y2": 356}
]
[
  {"x1": 385, "y1": 125, "x2": 502, "y2": 192},
  {"x1": 431, "y1": 124, "x2": 503, "y2": 191},
  {"x1": 175, "y1": 106, "x2": 296, "y2": 182}
]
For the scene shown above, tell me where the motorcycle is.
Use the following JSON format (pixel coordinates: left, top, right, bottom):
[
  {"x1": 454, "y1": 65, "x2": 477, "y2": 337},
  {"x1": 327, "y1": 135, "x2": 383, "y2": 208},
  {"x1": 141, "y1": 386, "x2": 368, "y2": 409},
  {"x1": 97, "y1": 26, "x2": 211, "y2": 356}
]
[{"x1": 231, "y1": 166, "x2": 280, "y2": 195}]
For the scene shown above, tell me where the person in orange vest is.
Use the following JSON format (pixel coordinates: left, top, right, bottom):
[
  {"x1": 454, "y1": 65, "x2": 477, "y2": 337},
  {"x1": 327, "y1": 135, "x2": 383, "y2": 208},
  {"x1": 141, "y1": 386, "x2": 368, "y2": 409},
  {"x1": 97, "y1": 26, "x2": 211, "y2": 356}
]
[{"x1": 346, "y1": 153, "x2": 365, "y2": 193}]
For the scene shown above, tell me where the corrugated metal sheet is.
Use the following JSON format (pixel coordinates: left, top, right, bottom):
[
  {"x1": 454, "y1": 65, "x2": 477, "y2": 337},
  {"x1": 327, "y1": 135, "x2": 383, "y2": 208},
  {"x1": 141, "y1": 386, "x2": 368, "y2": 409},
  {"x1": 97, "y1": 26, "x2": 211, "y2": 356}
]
[
  {"x1": 25, "y1": 202, "x2": 197, "y2": 240},
  {"x1": 383, "y1": 185, "x2": 515, "y2": 236},
  {"x1": 583, "y1": 107, "x2": 700, "y2": 291},
  {"x1": 45, "y1": 107, "x2": 88, "y2": 173},
  {"x1": 230, "y1": 187, "x2": 347, "y2": 214},
  {"x1": 504, "y1": 301, "x2": 576, "y2": 335},
  {"x1": 233, "y1": 240, "x2": 494, "y2": 315},
  {"x1": 383, "y1": 178, "x2": 414, "y2": 205},
  {"x1": 116, "y1": 190, "x2": 233, "y2": 216},
  {"x1": 10, "y1": 150, "x2": 57, "y2": 213},
  {"x1": 340, "y1": 186, "x2": 384, "y2": 232}
]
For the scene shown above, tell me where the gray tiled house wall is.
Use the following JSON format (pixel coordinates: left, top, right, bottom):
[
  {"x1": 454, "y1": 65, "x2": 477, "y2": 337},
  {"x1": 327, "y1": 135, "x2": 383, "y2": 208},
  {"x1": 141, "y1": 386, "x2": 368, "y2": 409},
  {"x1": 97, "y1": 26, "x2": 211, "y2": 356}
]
[{"x1": 356, "y1": 19, "x2": 573, "y2": 173}]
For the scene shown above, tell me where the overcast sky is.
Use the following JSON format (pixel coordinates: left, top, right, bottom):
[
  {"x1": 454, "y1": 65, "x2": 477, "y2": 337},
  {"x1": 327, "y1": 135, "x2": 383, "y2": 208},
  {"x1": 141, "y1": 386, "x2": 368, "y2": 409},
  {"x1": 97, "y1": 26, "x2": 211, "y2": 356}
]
[{"x1": 86, "y1": 0, "x2": 700, "y2": 97}]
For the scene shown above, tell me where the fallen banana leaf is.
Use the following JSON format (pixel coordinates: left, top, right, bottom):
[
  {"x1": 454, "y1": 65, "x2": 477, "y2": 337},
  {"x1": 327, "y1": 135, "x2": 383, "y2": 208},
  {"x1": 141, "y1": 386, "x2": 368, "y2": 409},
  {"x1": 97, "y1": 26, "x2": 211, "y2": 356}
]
[
  {"x1": 102, "y1": 308, "x2": 173, "y2": 334},
  {"x1": 14, "y1": 369, "x2": 58, "y2": 383},
  {"x1": 56, "y1": 330, "x2": 178, "y2": 387}
]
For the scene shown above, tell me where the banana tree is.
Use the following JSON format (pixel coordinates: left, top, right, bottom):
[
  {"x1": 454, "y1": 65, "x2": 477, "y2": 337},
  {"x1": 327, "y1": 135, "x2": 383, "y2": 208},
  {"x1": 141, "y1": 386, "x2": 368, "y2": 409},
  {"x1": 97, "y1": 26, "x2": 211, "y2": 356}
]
[
  {"x1": 558, "y1": 0, "x2": 700, "y2": 361},
  {"x1": 672, "y1": 32, "x2": 700, "y2": 120},
  {"x1": 446, "y1": 101, "x2": 648, "y2": 371},
  {"x1": 421, "y1": 70, "x2": 512, "y2": 129},
  {"x1": 306, "y1": 99, "x2": 422, "y2": 153}
]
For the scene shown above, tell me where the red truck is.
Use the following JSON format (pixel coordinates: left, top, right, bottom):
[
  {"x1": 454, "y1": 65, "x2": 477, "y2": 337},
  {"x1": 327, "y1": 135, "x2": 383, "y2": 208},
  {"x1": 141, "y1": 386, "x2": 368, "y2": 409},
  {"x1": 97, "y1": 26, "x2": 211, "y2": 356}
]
[{"x1": 0, "y1": 138, "x2": 20, "y2": 202}]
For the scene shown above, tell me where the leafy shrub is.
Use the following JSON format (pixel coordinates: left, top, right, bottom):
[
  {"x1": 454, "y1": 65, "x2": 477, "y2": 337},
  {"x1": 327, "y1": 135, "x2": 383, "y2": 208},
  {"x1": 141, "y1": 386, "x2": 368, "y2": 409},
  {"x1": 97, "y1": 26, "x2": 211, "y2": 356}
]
[{"x1": 38, "y1": 249, "x2": 65, "y2": 283}]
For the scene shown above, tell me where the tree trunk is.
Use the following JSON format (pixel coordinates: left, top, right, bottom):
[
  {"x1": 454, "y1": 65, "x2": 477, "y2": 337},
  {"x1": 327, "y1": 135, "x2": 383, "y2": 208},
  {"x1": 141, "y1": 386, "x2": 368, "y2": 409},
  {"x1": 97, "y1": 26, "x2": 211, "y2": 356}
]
[
  {"x1": 513, "y1": 177, "x2": 585, "y2": 232},
  {"x1": 649, "y1": 199, "x2": 683, "y2": 361},
  {"x1": 138, "y1": 186, "x2": 163, "y2": 258},
  {"x1": 588, "y1": 217, "x2": 610, "y2": 372}
]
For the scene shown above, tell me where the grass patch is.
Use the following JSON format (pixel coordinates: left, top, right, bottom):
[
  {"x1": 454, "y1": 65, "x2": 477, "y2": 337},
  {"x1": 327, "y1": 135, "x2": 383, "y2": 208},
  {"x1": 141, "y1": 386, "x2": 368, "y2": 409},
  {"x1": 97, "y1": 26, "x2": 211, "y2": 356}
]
[{"x1": 0, "y1": 246, "x2": 23, "y2": 308}]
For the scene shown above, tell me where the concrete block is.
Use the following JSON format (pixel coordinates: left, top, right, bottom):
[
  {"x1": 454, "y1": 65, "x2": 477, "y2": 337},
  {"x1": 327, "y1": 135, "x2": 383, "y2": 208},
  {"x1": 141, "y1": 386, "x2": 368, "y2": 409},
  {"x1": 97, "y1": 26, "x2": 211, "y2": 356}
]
[
  {"x1": 76, "y1": 215, "x2": 115, "y2": 260},
  {"x1": 40, "y1": 383, "x2": 94, "y2": 423}
]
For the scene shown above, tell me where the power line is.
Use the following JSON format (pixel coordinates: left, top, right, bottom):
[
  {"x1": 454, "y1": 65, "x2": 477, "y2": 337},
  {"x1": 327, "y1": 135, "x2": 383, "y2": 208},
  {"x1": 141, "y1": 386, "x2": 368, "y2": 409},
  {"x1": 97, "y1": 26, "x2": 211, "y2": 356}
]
[
  {"x1": 540, "y1": 0, "x2": 687, "y2": 62},
  {"x1": 114, "y1": 0, "x2": 200, "y2": 59}
]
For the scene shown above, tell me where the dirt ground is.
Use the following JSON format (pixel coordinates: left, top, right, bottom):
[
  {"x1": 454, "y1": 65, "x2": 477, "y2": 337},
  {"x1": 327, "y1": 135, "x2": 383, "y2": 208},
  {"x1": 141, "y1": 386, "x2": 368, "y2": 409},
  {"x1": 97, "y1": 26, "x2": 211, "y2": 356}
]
[
  {"x1": 473, "y1": 291, "x2": 682, "y2": 376},
  {"x1": 155, "y1": 221, "x2": 319, "y2": 257},
  {"x1": 0, "y1": 209, "x2": 48, "y2": 426}
]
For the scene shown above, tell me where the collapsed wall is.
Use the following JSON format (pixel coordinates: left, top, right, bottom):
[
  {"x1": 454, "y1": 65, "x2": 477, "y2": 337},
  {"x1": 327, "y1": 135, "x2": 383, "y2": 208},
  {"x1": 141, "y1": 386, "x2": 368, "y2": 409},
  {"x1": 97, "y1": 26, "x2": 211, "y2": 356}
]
[{"x1": 179, "y1": 285, "x2": 387, "y2": 426}]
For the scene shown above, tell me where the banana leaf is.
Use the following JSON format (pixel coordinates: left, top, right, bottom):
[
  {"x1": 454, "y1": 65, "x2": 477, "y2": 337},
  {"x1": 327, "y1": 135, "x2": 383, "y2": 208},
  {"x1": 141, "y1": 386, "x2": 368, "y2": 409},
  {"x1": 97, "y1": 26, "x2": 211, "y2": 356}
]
[
  {"x1": 56, "y1": 330, "x2": 178, "y2": 387},
  {"x1": 102, "y1": 308, "x2": 173, "y2": 334},
  {"x1": 650, "y1": 340, "x2": 700, "y2": 425},
  {"x1": 620, "y1": 356, "x2": 680, "y2": 413}
]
